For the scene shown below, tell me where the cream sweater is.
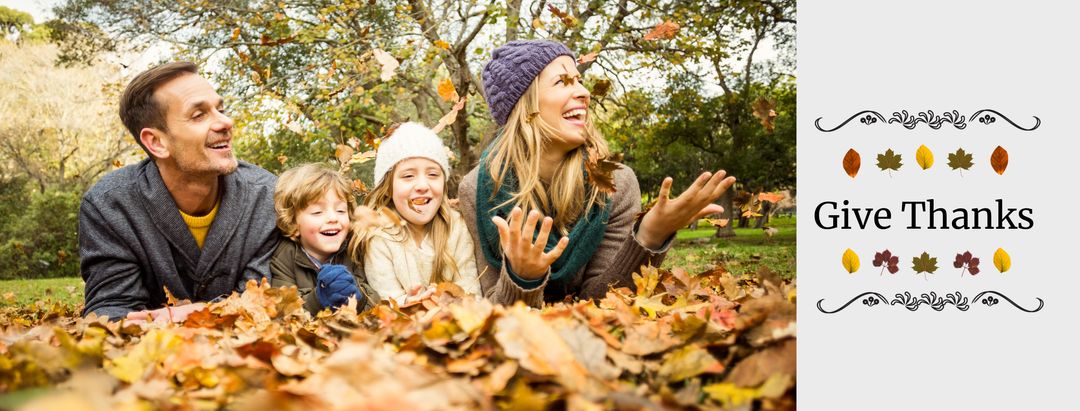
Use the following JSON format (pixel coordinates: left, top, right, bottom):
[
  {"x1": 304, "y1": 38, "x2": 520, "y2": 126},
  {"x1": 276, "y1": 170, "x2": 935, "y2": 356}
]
[{"x1": 363, "y1": 209, "x2": 481, "y2": 304}]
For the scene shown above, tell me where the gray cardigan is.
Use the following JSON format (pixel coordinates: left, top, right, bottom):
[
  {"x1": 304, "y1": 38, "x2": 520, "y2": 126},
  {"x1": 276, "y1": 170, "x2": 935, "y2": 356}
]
[
  {"x1": 79, "y1": 159, "x2": 279, "y2": 319},
  {"x1": 458, "y1": 164, "x2": 671, "y2": 307}
]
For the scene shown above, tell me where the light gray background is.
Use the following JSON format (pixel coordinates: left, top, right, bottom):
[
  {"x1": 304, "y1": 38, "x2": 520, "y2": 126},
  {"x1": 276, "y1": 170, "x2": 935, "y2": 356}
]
[{"x1": 798, "y1": 1, "x2": 1080, "y2": 409}]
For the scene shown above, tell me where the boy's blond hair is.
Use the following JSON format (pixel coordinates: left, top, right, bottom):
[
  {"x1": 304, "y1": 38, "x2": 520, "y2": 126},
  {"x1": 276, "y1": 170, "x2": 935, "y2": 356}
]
[{"x1": 274, "y1": 163, "x2": 357, "y2": 240}]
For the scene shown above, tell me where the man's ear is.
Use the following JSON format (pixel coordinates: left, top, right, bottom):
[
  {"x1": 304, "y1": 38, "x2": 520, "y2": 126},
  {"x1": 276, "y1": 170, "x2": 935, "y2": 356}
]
[{"x1": 139, "y1": 128, "x2": 170, "y2": 159}]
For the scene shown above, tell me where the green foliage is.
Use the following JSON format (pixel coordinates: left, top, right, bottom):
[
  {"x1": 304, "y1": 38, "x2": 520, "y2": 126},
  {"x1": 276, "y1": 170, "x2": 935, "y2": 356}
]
[
  {"x1": 0, "y1": 6, "x2": 33, "y2": 36},
  {"x1": 0, "y1": 183, "x2": 82, "y2": 280}
]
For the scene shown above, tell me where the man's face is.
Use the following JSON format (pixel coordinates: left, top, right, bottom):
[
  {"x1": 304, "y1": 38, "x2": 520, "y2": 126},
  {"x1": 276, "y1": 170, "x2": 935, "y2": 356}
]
[{"x1": 154, "y1": 73, "x2": 237, "y2": 176}]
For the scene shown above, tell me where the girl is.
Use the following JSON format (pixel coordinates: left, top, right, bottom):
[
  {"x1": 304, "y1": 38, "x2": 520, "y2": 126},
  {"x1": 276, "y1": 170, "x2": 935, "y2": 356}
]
[
  {"x1": 458, "y1": 40, "x2": 736, "y2": 307},
  {"x1": 355, "y1": 122, "x2": 481, "y2": 304},
  {"x1": 271, "y1": 163, "x2": 378, "y2": 314}
]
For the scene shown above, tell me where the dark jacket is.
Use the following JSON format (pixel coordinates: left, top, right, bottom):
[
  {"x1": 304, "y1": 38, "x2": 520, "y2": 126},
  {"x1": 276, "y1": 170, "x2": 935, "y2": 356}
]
[
  {"x1": 270, "y1": 237, "x2": 378, "y2": 315},
  {"x1": 79, "y1": 159, "x2": 279, "y2": 319}
]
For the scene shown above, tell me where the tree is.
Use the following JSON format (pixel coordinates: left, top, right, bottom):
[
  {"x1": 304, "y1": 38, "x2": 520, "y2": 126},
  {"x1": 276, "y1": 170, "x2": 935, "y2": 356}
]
[{"x1": 0, "y1": 6, "x2": 33, "y2": 38}]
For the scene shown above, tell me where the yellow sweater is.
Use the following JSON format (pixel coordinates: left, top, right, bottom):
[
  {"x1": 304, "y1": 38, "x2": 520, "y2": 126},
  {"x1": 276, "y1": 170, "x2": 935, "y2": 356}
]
[{"x1": 179, "y1": 201, "x2": 220, "y2": 248}]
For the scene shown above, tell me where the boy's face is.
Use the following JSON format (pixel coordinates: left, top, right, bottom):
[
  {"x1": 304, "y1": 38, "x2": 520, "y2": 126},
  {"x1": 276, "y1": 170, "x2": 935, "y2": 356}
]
[
  {"x1": 296, "y1": 189, "x2": 350, "y2": 263},
  {"x1": 391, "y1": 157, "x2": 445, "y2": 231}
]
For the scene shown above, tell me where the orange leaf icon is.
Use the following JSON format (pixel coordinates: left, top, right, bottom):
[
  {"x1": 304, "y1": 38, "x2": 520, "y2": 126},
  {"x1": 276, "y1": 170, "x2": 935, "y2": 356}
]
[
  {"x1": 842, "y1": 149, "x2": 860, "y2": 178},
  {"x1": 990, "y1": 146, "x2": 1009, "y2": 175}
]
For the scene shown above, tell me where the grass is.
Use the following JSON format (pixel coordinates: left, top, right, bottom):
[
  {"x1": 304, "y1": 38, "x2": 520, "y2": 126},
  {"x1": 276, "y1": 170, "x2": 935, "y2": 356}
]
[
  {"x1": 0, "y1": 216, "x2": 796, "y2": 305},
  {"x1": 664, "y1": 215, "x2": 796, "y2": 279},
  {"x1": 0, "y1": 277, "x2": 84, "y2": 306}
]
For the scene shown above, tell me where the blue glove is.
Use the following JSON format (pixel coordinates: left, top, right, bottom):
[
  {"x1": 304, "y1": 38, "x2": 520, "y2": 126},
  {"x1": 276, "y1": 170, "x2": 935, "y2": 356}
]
[{"x1": 316, "y1": 264, "x2": 363, "y2": 308}]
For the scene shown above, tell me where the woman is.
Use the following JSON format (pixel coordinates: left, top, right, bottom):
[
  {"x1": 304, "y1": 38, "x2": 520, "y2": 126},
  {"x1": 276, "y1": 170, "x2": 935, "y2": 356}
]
[{"x1": 458, "y1": 40, "x2": 735, "y2": 307}]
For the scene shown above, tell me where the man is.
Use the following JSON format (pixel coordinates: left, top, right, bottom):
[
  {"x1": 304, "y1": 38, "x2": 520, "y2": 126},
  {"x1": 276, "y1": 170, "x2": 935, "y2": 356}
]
[{"x1": 80, "y1": 62, "x2": 279, "y2": 320}]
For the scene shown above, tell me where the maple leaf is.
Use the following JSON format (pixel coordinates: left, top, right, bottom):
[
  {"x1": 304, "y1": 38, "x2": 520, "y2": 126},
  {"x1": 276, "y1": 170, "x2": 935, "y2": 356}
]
[
  {"x1": 911, "y1": 252, "x2": 938, "y2": 279},
  {"x1": 751, "y1": 97, "x2": 777, "y2": 133},
  {"x1": 643, "y1": 20, "x2": 680, "y2": 41},
  {"x1": 947, "y1": 148, "x2": 974, "y2": 176},
  {"x1": 876, "y1": 149, "x2": 902, "y2": 176},
  {"x1": 585, "y1": 146, "x2": 622, "y2": 194}
]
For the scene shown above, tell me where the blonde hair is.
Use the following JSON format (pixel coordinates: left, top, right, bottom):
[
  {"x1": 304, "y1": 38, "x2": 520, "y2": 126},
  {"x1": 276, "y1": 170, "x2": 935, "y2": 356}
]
[
  {"x1": 350, "y1": 163, "x2": 460, "y2": 283},
  {"x1": 486, "y1": 77, "x2": 610, "y2": 233},
  {"x1": 274, "y1": 163, "x2": 357, "y2": 240}
]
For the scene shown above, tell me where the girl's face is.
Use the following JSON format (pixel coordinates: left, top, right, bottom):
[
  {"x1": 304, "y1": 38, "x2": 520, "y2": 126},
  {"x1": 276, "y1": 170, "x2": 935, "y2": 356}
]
[
  {"x1": 296, "y1": 189, "x2": 350, "y2": 263},
  {"x1": 536, "y1": 55, "x2": 591, "y2": 152},
  {"x1": 391, "y1": 157, "x2": 445, "y2": 233}
]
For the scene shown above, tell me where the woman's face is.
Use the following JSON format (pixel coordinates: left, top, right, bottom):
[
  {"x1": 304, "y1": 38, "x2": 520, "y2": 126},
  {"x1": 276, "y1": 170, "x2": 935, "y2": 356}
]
[{"x1": 536, "y1": 55, "x2": 591, "y2": 152}]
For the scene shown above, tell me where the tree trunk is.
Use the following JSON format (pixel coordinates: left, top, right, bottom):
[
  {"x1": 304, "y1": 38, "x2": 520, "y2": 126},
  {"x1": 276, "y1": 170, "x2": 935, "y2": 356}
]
[{"x1": 714, "y1": 190, "x2": 736, "y2": 238}]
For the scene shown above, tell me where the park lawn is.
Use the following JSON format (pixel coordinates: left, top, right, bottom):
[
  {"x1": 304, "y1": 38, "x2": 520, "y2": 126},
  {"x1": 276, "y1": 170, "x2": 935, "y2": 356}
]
[
  {"x1": 0, "y1": 277, "x2": 84, "y2": 306},
  {"x1": 664, "y1": 215, "x2": 796, "y2": 279}
]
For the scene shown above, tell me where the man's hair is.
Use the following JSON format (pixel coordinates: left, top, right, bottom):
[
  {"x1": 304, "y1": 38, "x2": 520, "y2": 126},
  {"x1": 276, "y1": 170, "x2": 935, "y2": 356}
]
[
  {"x1": 118, "y1": 61, "x2": 199, "y2": 155},
  {"x1": 274, "y1": 163, "x2": 358, "y2": 241}
]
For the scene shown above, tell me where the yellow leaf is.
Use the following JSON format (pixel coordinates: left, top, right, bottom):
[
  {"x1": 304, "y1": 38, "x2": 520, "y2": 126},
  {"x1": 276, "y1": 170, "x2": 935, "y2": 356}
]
[
  {"x1": 841, "y1": 248, "x2": 859, "y2": 273},
  {"x1": 433, "y1": 40, "x2": 450, "y2": 50},
  {"x1": 106, "y1": 329, "x2": 182, "y2": 383},
  {"x1": 915, "y1": 144, "x2": 934, "y2": 170},
  {"x1": 703, "y1": 382, "x2": 759, "y2": 406},
  {"x1": 437, "y1": 78, "x2": 458, "y2": 102},
  {"x1": 993, "y1": 248, "x2": 1011, "y2": 273},
  {"x1": 531, "y1": 18, "x2": 544, "y2": 30}
]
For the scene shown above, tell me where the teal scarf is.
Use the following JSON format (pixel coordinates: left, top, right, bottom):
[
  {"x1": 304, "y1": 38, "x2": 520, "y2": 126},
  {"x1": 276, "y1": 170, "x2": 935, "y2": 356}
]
[{"x1": 475, "y1": 148, "x2": 612, "y2": 286}]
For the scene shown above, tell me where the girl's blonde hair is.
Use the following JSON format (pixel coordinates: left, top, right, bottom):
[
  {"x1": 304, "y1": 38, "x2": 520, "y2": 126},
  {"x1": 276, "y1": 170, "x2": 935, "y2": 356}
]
[
  {"x1": 350, "y1": 163, "x2": 460, "y2": 283},
  {"x1": 486, "y1": 77, "x2": 610, "y2": 233},
  {"x1": 274, "y1": 163, "x2": 358, "y2": 240}
]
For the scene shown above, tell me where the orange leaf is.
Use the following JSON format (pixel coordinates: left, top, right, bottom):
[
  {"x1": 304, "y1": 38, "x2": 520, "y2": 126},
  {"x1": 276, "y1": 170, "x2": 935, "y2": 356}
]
[
  {"x1": 842, "y1": 148, "x2": 861, "y2": 178},
  {"x1": 432, "y1": 96, "x2": 466, "y2": 134},
  {"x1": 643, "y1": 20, "x2": 680, "y2": 41},
  {"x1": 276, "y1": 155, "x2": 288, "y2": 165},
  {"x1": 752, "y1": 97, "x2": 777, "y2": 133},
  {"x1": 335, "y1": 144, "x2": 354, "y2": 165},
  {"x1": 433, "y1": 40, "x2": 450, "y2": 50},
  {"x1": 704, "y1": 218, "x2": 729, "y2": 228},
  {"x1": 577, "y1": 52, "x2": 598, "y2": 65},
  {"x1": 990, "y1": 146, "x2": 1009, "y2": 175},
  {"x1": 757, "y1": 192, "x2": 784, "y2": 204},
  {"x1": 436, "y1": 78, "x2": 458, "y2": 102}
]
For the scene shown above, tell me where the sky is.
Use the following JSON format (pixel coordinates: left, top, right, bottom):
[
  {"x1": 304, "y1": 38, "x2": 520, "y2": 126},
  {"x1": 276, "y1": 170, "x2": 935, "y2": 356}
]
[{"x1": 1, "y1": 0, "x2": 53, "y2": 21}]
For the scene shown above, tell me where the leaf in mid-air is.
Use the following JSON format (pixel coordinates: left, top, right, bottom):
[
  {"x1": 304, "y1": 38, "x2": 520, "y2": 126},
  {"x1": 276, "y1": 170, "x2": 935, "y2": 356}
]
[
  {"x1": 585, "y1": 147, "x2": 622, "y2": 194},
  {"x1": 875, "y1": 149, "x2": 902, "y2": 176},
  {"x1": 643, "y1": 20, "x2": 680, "y2": 41},
  {"x1": 947, "y1": 148, "x2": 974, "y2": 175}
]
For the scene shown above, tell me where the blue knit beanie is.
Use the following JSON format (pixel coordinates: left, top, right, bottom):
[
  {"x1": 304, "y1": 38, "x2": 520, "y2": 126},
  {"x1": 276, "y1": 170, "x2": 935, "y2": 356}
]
[{"x1": 482, "y1": 40, "x2": 575, "y2": 126}]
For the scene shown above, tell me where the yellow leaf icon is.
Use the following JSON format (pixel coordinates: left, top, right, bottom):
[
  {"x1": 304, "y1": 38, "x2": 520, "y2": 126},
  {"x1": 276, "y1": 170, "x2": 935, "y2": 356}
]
[
  {"x1": 915, "y1": 145, "x2": 934, "y2": 170},
  {"x1": 842, "y1": 249, "x2": 860, "y2": 273},
  {"x1": 993, "y1": 248, "x2": 1011, "y2": 273}
]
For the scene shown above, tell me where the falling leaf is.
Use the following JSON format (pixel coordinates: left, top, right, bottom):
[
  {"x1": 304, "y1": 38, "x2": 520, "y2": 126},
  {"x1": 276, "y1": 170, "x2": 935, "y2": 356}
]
[
  {"x1": 757, "y1": 192, "x2": 784, "y2": 204},
  {"x1": 585, "y1": 146, "x2": 622, "y2": 194},
  {"x1": 993, "y1": 248, "x2": 1011, "y2": 273},
  {"x1": 704, "y1": 218, "x2": 729, "y2": 228},
  {"x1": 285, "y1": 122, "x2": 304, "y2": 135},
  {"x1": 577, "y1": 52, "x2": 598, "y2": 64},
  {"x1": 915, "y1": 144, "x2": 934, "y2": 170},
  {"x1": 437, "y1": 78, "x2": 459, "y2": 102},
  {"x1": 112, "y1": 159, "x2": 123, "y2": 169},
  {"x1": 350, "y1": 150, "x2": 377, "y2": 165},
  {"x1": 531, "y1": 18, "x2": 544, "y2": 30},
  {"x1": 590, "y1": 79, "x2": 611, "y2": 100},
  {"x1": 842, "y1": 149, "x2": 860, "y2": 178},
  {"x1": 351, "y1": 179, "x2": 367, "y2": 194},
  {"x1": 546, "y1": 4, "x2": 576, "y2": 27},
  {"x1": 876, "y1": 149, "x2": 902, "y2": 175},
  {"x1": 947, "y1": 148, "x2": 974, "y2": 175},
  {"x1": 751, "y1": 97, "x2": 777, "y2": 133},
  {"x1": 431, "y1": 96, "x2": 466, "y2": 134},
  {"x1": 991, "y1": 146, "x2": 1009, "y2": 175},
  {"x1": 433, "y1": 40, "x2": 451, "y2": 50},
  {"x1": 643, "y1": 20, "x2": 680, "y2": 41},
  {"x1": 277, "y1": 155, "x2": 288, "y2": 165},
  {"x1": 841, "y1": 249, "x2": 859, "y2": 274},
  {"x1": 335, "y1": 144, "x2": 354, "y2": 166},
  {"x1": 911, "y1": 252, "x2": 938, "y2": 277},
  {"x1": 230, "y1": 27, "x2": 241, "y2": 41},
  {"x1": 372, "y1": 48, "x2": 399, "y2": 81}
]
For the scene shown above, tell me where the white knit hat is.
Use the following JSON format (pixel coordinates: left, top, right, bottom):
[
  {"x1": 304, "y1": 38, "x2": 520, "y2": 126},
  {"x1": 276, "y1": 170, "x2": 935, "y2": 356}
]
[{"x1": 373, "y1": 122, "x2": 451, "y2": 187}]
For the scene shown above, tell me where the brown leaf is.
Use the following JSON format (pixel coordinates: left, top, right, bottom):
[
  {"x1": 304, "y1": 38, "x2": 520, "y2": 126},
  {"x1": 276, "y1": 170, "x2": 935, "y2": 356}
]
[
  {"x1": 493, "y1": 305, "x2": 590, "y2": 390},
  {"x1": 589, "y1": 79, "x2": 611, "y2": 100},
  {"x1": 724, "y1": 339, "x2": 796, "y2": 387},
  {"x1": 276, "y1": 155, "x2": 288, "y2": 165},
  {"x1": 335, "y1": 144, "x2": 354, "y2": 166},
  {"x1": 990, "y1": 145, "x2": 1009, "y2": 175},
  {"x1": 643, "y1": 20, "x2": 680, "y2": 41},
  {"x1": 432, "y1": 96, "x2": 466, "y2": 134},
  {"x1": 112, "y1": 159, "x2": 123, "y2": 169},
  {"x1": 705, "y1": 218, "x2": 729, "y2": 228},
  {"x1": 752, "y1": 97, "x2": 777, "y2": 133},
  {"x1": 585, "y1": 146, "x2": 622, "y2": 194},
  {"x1": 577, "y1": 52, "x2": 598, "y2": 65},
  {"x1": 842, "y1": 148, "x2": 860, "y2": 178}
]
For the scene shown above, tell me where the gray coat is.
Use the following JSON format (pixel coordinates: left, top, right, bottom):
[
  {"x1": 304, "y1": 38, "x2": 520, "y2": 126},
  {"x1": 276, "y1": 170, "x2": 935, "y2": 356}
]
[{"x1": 79, "y1": 159, "x2": 279, "y2": 319}]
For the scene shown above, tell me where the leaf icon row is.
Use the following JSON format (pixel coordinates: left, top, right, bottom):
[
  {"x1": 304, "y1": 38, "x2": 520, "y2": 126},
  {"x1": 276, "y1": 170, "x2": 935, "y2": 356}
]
[
  {"x1": 842, "y1": 146, "x2": 1009, "y2": 177},
  {"x1": 841, "y1": 248, "x2": 1012, "y2": 278}
]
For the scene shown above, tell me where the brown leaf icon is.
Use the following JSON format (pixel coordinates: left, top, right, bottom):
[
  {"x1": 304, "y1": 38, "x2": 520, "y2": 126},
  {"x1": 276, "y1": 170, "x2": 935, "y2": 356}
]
[
  {"x1": 991, "y1": 146, "x2": 1009, "y2": 175},
  {"x1": 842, "y1": 148, "x2": 860, "y2": 178}
]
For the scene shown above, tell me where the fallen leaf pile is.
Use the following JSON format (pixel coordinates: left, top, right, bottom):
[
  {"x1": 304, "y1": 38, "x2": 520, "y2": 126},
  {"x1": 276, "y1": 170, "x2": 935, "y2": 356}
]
[{"x1": 0, "y1": 266, "x2": 796, "y2": 410}]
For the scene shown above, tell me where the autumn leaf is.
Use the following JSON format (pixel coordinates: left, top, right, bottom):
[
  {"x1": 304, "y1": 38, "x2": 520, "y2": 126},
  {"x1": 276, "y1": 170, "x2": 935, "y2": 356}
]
[
  {"x1": 585, "y1": 146, "x2": 622, "y2": 194},
  {"x1": 875, "y1": 149, "x2": 902, "y2": 176},
  {"x1": 751, "y1": 97, "x2": 777, "y2": 133},
  {"x1": 991, "y1": 146, "x2": 1009, "y2": 175},
  {"x1": 432, "y1": 96, "x2": 466, "y2": 134},
  {"x1": 912, "y1": 252, "x2": 938, "y2": 279},
  {"x1": 334, "y1": 144, "x2": 354, "y2": 166},
  {"x1": 704, "y1": 218, "x2": 730, "y2": 228},
  {"x1": 577, "y1": 52, "x2": 598, "y2": 64},
  {"x1": 993, "y1": 248, "x2": 1011, "y2": 273},
  {"x1": 842, "y1": 148, "x2": 860, "y2": 178},
  {"x1": 915, "y1": 144, "x2": 934, "y2": 170},
  {"x1": 277, "y1": 155, "x2": 288, "y2": 165},
  {"x1": 947, "y1": 148, "x2": 974, "y2": 176},
  {"x1": 372, "y1": 48, "x2": 399, "y2": 81},
  {"x1": 757, "y1": 192, "x2": 784, "y2": 204},
  {"x1": 643, "y1": 20, "x2": 680, "y2": 41},
  {"x1": 953, "y1": 251, "x2": 981, "y2": 277},
  {"x1": 841, "y1": 249, "x2": 859, "y2": 273},
  {"x1": 872, "y1": 249, "x2": 900, "y2": 275},
  {"x1": 112, "y1": 159, "x2": 123, "y2": 169},
  {"x1": 437, "y1": 77, "x2": 459, "y2": 102},
  {"x1": 433, "y1": 40, "x2": 451, "y2": 50},
  {"x1": 590, "y1": 79, "x2": 611, "y2": 100},
  {"x1": 546, "y1": 4, "x2": 577, "y2": 27},
  {"x1": 531, "y1": 18, "x2": 544, "y2": 30}
]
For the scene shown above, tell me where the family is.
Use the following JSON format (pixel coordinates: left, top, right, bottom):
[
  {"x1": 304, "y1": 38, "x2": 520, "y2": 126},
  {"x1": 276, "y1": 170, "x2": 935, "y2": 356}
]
[{"x1": 79, "y1": 40, "x2": 736, "y2": 321}]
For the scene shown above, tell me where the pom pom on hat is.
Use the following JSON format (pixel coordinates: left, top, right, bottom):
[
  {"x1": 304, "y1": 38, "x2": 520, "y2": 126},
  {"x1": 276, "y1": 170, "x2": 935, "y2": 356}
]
[
  {"x1": 373, "y1": 122, "x2": 451, "y2": 187},
  {"x1": 482, "y1": 40, "x2": 574, "y2": 126}
]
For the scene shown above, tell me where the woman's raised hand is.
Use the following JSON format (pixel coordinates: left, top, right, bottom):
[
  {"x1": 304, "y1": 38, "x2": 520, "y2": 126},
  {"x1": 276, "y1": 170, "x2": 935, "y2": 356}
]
[
  {"x1": 492, "y1": 207, "x2": 570, "y2": 280},
  {"x1": 638, "y1": 170, "x2": 736, "y2": 249}
]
